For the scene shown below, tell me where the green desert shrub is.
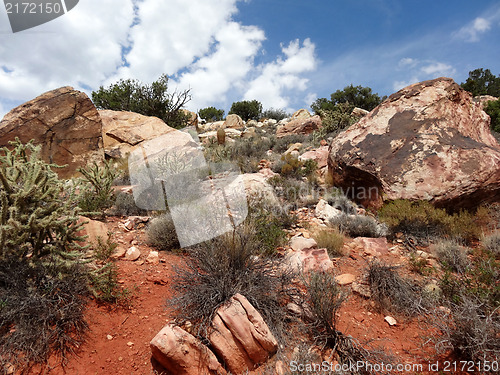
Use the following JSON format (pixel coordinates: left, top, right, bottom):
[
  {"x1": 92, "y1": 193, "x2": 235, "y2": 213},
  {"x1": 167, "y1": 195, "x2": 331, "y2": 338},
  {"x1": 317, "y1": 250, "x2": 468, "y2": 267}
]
[
  {"x1": 146, "y1": 213, "x2": 180, "y2": 251},
  {"x1": 109, "y1": 191, "x2": 148, "y2": 217},
  {"x1": 271, "y1": 134, "x2": 307, "y2": 153},
  {"x1": 87, "y1": 235, "x2": 131, "y2": 304},
  {"x1": 77, "y1": 160, "x2": 119, "y2": 216},
  {"x1": 329, "y1": 214, "x2": 387, "y2": 238},
  {"x1": 313, "y1": 228, "x2": 345, "y2": 257},
  {"x1": 245, "y1": 196, "x2": 295, "y2": 256},
  {"x1": 261, "y1": 108, "x2": 289, "y2": 121},
  {"x1": 431, "y1": 295, "x2": 500, "y2": 363},
  {"x1": 379, "y1": 199, "x2": 482, "y2": 244},
  {"x1": 167, "y1": 225, "x2": 298, "y2": 341},
  {"x1": 434, "y1": 240, "x2": 470, "y2": 274},
  {"x1": 483, "y1": 231, "x2": 500, "y2": 256},
  {"x1": 367, "y1": 261, "x2": 425, "y2": 316},
  {"x1": 0, "y1": 260, "x2": 89, "y2": 372}
]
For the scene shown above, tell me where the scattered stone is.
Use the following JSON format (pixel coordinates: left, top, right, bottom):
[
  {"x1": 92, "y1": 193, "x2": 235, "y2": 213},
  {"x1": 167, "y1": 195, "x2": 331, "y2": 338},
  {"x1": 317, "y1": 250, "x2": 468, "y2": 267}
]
[
  {"x1": 289, "y1": 236, "x2": 317, "y2": 251},
  {"x1": 353, "y1": 237, "x2": 389, "y2": 256},
  {"x1": 107, "y1": 335, "x2": 113, "y2": 340},
  {"x1": 127, "y1": 342, "x2": 134, "y2": 347},
  {"x1": 241, "y1": 127, "x2": 256, "y2": 138},
  {"x1": 125, "y1": 246, "x2": 141, "y2": 261},
  {"x1": 151, "y1": 324, "x2": 226, "y2": 375},
  {"x1": 335, "y1": 273, "x2": 356, "y2": 286},
  {"x1": 315, "y1": 199, "x2": 343, "y2": 222},
  {"x1": 384, "y1": 316, "x2": 397, "y2": 326},
  {"x1": 111, "y1": 246, "x2": 127, "y2": 259},
  {"x1": 285, "y1": 248, "x2": 333, "y2": 274},
  {"x1": 352, "y1": 281, "x2": 371, "y2": 298},
  {"x1": 146, "y1": 251, "x2": 160, "y2": 264},
  {"x1": 76, "y1": 216, "x2": 110, "y2": 250}
]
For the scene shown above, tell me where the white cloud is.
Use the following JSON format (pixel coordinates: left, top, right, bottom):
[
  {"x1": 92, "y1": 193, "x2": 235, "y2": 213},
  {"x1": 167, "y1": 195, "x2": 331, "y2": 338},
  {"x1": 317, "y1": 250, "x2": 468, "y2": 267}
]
[
  {"x1": 0, "y1": 0, "x2": 317, "y2": 115},
  {"x1": 115, "y1": 0, "x2": 240, "y2": 83},
  {"x1": 392, "y1": 60, "x2": 455, "y2": 92},
  {"x1": 455, "y1": 17, "x2": 491, "y2": 42},
  {"x1": 243, "y1": 38, "x2": 317, "y2": 111},
  {"x1": 173, "y1": 22, "x2": 265, "y2": 111},
  {"x1": 0, "y1": 102, "x2": 5, "y2": 121},
  {"x1": 398, "y1": 57, "x2": 417, "y2": 68},
  {"x1": 0, "y1": 0, "x2": 135, "y2": 100},
  {"x1": 420, "y1": 62, "x2": 455, "y2": 77}
]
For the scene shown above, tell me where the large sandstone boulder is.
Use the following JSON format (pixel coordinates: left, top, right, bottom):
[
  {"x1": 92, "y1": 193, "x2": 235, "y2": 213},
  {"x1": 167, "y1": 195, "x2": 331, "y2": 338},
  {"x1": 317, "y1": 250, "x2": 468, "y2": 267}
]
[
  {"x1": 291, "y1": 108, "x2": 312, "y2": 120},
  {"x1": 328, "y1": 78, "x2": 500, "y2": 209},
  {"x1": 0, "y1": 87, "x2": 104, "y2": 178},
  {"x1": 276, "y1": 115, "x2": 322, "y2": 138},
  {"x1": 223, "y1": 114, "x2": 245, "y2": 129},
  {"x1": 100, "y1": 110, "x2": 182, "y2": 159},
  {"x1": 209, "y1": 294, "x2": 278, "y2": 374},
  {"x1": 151, "y1": 324, "x2": 226, "y2": 375}
]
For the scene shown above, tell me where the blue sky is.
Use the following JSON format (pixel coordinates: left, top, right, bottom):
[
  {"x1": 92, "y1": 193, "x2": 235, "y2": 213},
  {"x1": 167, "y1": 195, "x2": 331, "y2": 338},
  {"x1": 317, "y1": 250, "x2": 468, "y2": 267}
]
[{"x1": 0, "y1": 0, "x2": 499, "y2": 119}]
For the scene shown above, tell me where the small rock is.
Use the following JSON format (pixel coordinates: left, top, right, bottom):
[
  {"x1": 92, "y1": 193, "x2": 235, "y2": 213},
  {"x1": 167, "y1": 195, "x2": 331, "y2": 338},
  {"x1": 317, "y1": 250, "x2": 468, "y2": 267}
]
[
  {"x1": 111, "y1": 246, "x2": 127, "y2": 259},
  {"x1": 146, "y1": 251, "x2": 160, "y2": 264},
  {"x1": 107, "y1": 335, "x2": 113, "y2": 340},
  {"x1": 352, "y1": 282, "x2": 371, "y2": 298},
  {"x1": 289, "y1": 236, "x2": 317, "y2": 251},
  {"x1": 335, "y1": 273, "x2": 356, "y2": 286},
  {"x1": 127, "y1": 341, "x2": 134, "y2": 347},
  {"x1": 384, "y1": 316, "x2": 397, "y2": 326},
  {"x1": 125, "y1": 246, "x2": 141, "y2": 261}
]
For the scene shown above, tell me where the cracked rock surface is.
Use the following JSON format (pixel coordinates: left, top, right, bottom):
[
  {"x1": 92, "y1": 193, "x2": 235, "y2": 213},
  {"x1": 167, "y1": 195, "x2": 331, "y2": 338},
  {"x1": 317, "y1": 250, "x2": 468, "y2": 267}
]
[{"x1": 0, "y1": 86, "x2": 104, "y2": 178}]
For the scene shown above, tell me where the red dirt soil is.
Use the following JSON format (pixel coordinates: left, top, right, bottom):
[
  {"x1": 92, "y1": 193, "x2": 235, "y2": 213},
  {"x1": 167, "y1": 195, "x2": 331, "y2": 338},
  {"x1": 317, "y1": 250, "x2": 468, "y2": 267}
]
[{"x1": 28, "y1": 217, "x2": 477, "y2": 375}]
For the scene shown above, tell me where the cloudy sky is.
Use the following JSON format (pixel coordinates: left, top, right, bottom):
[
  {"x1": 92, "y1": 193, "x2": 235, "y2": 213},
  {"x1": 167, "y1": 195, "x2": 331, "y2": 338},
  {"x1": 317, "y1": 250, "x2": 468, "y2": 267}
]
[{"x1": 0, "y1": 0, "x2": 499, "y2": 120}]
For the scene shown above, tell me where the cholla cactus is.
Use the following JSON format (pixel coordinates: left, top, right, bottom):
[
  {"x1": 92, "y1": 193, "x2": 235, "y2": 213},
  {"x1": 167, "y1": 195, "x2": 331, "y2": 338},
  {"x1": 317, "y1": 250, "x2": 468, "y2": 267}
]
[
  {"x1": 0, "y1": 138, "x2": 85, "y2": 261},
  {"x1": 217, "y1": 127, "x2": 226, "y2": 145}
]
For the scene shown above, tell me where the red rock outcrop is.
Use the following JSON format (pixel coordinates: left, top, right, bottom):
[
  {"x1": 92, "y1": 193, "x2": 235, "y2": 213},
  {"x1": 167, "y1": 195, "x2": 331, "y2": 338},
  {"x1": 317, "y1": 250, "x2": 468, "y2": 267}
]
[
  {"x1": 150, "y1": 324, "x2": 226, "y2": 375},
  {"x1": 328, "y1": 77, "x2": 500, "y2": 209},
  {"x1": 0, "y1": 87, "x2": 104, "y2": 178},
  {"x1": 208, "y1": 294, "x2": 278, "y2": 374}
]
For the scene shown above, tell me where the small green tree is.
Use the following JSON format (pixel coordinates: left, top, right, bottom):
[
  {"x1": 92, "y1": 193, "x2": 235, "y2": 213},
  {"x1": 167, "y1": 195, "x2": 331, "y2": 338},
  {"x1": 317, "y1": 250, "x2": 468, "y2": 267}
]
[
  {"x1": 461, "y1": 68, "x2": 500, "y2": 97},
  {"x1": 198, "y1": 106, "x2": 225, "y2": 122},
  {"x1": 0, "y1": 139, "x2": 85, "y2": 261},
  {"x1": 229, "y1": 99, "x2": 262, "y2": 121},
  {"x1": 92, "y1": 74, "x2": 191, "y2": 129},
  {"x1": 312, "y1": 84, "x2": 384, "y2": 113},
  {"x1": 261, "y1": 107, "x2": 289, "y2": 121},
  {"x1": 485, "y1": 99, "x2": 500, "y2": 133}
]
